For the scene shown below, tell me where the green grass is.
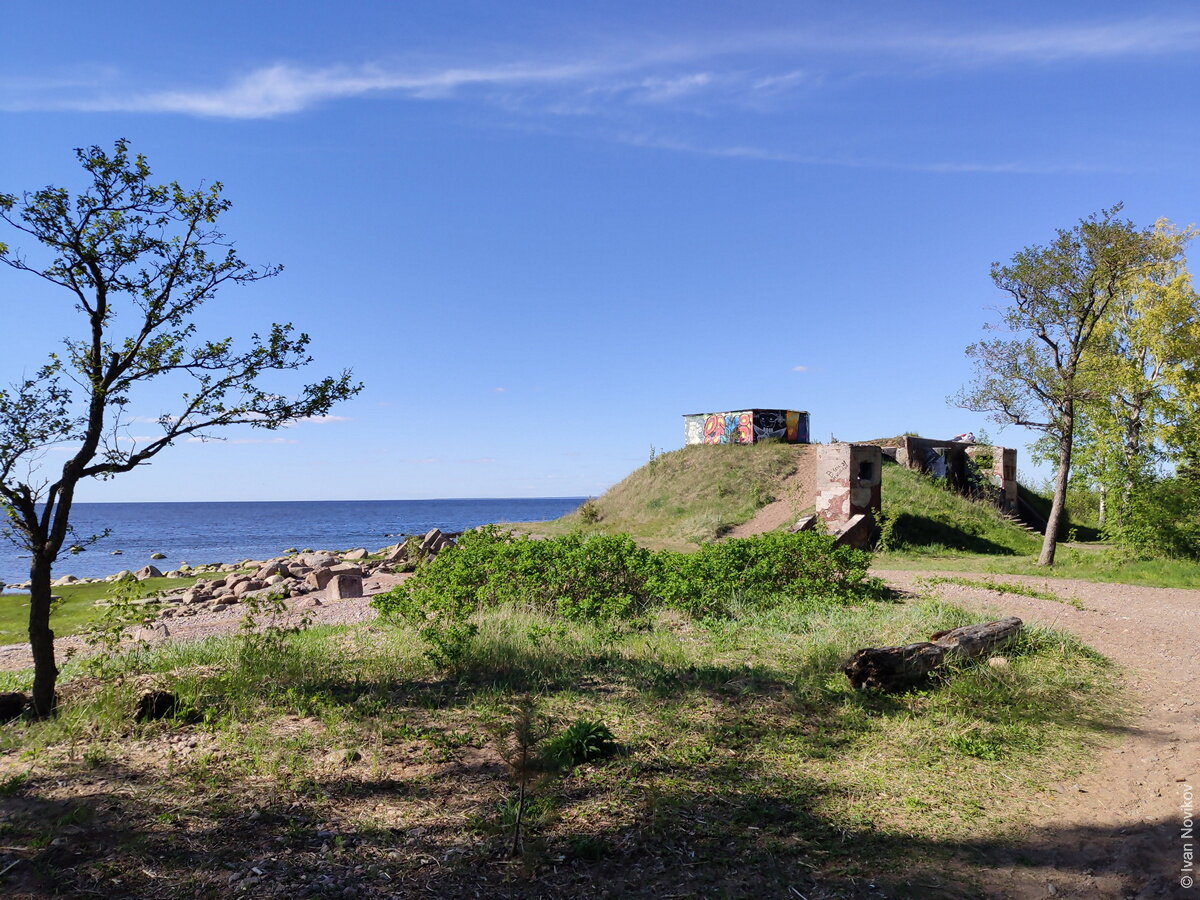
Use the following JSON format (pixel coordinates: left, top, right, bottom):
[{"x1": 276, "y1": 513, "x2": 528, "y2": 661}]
[
  {"x1": 0, "y1": 595, "x2": 1126, "y2": 896},
  {"x1": 517, "y1": 440, "x2": 800, "y2": 547},
  {"x1": 879, "y1": 462, "x2": 1041, "y2": 557},
  {"x1": 879, "y1": 544, "x2": 1200, "y2": 589},
  {"x1": 916, "y1": 575, "x2": 1084, "y2": 609},
  {"x1": 0, "y1": 574, "x2": 224, "y2": 645}
]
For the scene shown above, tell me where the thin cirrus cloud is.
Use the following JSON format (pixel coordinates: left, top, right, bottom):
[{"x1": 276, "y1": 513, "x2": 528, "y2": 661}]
[
  {"x1": 184, "y1": 436, "x2": 298, "y2": 445},
  {"x1": 288, "y1": 415, "x2": 352, "y2": 425},
  {"x1": 606, "y1": 131, "x2": 1124, "y2": 175},
  {"x1": 12, "y1": 16, "x2": 1199, "y2": 121}
]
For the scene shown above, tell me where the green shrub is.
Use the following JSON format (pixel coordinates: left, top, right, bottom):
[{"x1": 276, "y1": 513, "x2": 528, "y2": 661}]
[
  {"x1": 371, "y1": 527, "x2": 879, "y2": 658},
  {"x1": 651, "y1": 531, "x2": 876, "y2": 617},
  {"x1": 543, "y1": 719, "x2": 618, "y2": 768},
  {"x1": 372, "y1": 526, "x2": 659, "y2": 625},
  {"x1": 577, "y1": 499, "x2": 602, "y2": 524}
]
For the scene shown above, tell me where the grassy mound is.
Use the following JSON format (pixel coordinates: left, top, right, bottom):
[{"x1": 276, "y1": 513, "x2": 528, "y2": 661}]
[
  {"x1": 530, "y1": 442, "x2": 1045, "y2": 557},
  {"x1": 532, "y1": 441, "x2": 799, "y2": 547},
  {"x1": 879, "y1": 462, "x2": 1041, "y2": 556}
]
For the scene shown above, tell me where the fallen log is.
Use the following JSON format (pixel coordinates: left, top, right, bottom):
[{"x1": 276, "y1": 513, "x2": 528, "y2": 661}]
[{"x1": 843, "y1": 616, "x2": 1023, "y2": 691}]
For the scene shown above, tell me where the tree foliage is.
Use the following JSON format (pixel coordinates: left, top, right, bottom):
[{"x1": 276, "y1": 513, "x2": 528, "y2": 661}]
[
  {"x1": 0, "y1": 140, "x2": 361, "y2": 716},
  {"x1": 1072, "y1": 221, "x2": 1200, "y2": 554},
  {"x1": 955, "y1": 206, "x2": 1166, "y2": 565}
]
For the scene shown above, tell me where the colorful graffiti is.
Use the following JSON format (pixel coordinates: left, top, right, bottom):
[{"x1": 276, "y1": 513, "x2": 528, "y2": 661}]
[
  {"x1": 684, "y1": 409, "x2": 810, "y2": 445},
  {"x1": 703, "y1": 412, "x2": 753, "y2": 444}
]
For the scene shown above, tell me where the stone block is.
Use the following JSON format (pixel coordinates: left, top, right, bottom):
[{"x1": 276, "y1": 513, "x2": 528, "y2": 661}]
[{"x1": 326, "y1": 574, "x2": 363, "y2": 600}]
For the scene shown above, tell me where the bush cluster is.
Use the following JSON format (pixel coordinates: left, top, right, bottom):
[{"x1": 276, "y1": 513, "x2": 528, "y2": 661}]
[{"x1": 371, "y1": 525, "x2": 876, "y2": 633}]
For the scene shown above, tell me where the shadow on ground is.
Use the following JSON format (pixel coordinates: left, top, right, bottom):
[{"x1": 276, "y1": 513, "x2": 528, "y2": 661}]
[{"x1": 0, "y1": 757, "x2": 1179, "y2": 899}]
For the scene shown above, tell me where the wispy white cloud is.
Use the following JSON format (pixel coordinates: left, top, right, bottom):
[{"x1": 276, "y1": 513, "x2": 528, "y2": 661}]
[
  {"x1": 456, "y1": 457, "x2": 496, "y2": 465},
  {"x1": 493, "y1": 387, "x2": 508, "y2": 393},
  {"x1": 288, "y1": 414, "x2": 352, "y2": 425},
  {"x1": 872, "y1": 18, "x2": 1200, "y2": 63},
  {"x1": 185, "y1": 436, "x2": 298, "y2": 445},
  {"x1": 791, "y1": 365, "x2": 809, "y2": 372},
  {"x1": 609, "y1": 132, "x2": 1123, "y2": 175},
  {"x1": 13, "y1": 16, "x2": 1197, "y2": 120},
  {"x1": 52, "y1": 60, "x2": 612, "y2": 119}
]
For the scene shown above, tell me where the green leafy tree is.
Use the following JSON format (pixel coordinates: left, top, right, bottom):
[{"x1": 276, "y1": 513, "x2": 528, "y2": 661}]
[
  {"x1": 955, "y1": 206, "x2": 1163, "y2": 566},
  {"x1": 1046, "y1": 220, "x2": 1200, "y2": 543},
  {"x1": 0, "y1": 140, "x2": 361, "y2": 717}
]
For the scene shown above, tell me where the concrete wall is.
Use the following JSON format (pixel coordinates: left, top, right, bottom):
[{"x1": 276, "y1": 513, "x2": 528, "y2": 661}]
[
  {"x1": 893, "y1": 435, "x2": 1018, "y2": 512},
  {"x1": 967, "y1": 445, "x2": 1018, "y2": 511},
  {"x1": 814, "y1": 443, "x2": 882, "y2": 532}
]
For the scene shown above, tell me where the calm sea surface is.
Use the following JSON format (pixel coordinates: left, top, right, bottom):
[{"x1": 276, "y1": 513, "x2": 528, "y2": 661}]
[{"x1": 1, "y1": 498, "x2": 585, "y2": 586}]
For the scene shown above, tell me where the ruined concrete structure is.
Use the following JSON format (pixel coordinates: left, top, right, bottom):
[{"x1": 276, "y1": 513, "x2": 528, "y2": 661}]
[
  {"x1": 683, "y1": 409, "x2": 810, "y2": 445},
  {"x1": 877, "y1": 435, "x2": 1018, "y2": 513},
  {"x1": 813, "y1": 443, "x2": 883, "y2": 548},
  {"x1": 814, "y1": 443, "x2": 882, "y2": 527},
  {"x1": 681, "y1": 408, "x2": 1020, "y2": 549}
]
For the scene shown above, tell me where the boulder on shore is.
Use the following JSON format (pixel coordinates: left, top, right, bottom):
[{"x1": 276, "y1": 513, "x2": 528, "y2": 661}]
[
  {"x1": 326, "y1": 574, "x2": 363, "y2": 600},
  {"x1": 135, "y1": 565, "x2": 164, "y2": 581}
]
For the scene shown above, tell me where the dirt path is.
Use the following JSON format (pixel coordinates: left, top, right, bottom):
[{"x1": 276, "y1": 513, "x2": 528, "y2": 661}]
[
  {"x1": 726, "y1": 462, "x2": 816, "y2": 538},
  {"x1": 876, "y1": 568, "x2": 1199, "y2": 899}
]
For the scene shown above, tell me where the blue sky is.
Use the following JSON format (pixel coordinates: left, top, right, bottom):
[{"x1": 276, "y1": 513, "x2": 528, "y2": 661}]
[{"x1": 1, "y1": 1, "x2": 1197, "y2": 501}]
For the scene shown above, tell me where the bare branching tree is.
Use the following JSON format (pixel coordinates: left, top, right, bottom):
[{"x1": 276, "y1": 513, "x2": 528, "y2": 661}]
[{"x1": 0, "y1": 140, "x2": 361, "y2": 716}]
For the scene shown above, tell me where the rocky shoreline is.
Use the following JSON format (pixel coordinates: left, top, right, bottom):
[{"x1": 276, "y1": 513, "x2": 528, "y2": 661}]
[
  {"x1": 2, "y1": 529, "x2": 461, "y2": 621},
  {"x1": 0, "y1": 530, "x2": 464, "y2": 670}
]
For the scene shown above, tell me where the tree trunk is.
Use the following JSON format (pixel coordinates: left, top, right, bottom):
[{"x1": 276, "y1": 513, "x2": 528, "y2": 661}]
[
  {"x1": 1097, "y1": 483, "x2": 1107, "y2": 528},
  {"x1": 844, "y1": 617, "x2": 1023, "y2": 691},
  {"x1": 27, "y1": 551, "x2": 59, "y2": 718},
  {"x1": 1039, "y1": 419, "x2": 1074, "y2": 566}
]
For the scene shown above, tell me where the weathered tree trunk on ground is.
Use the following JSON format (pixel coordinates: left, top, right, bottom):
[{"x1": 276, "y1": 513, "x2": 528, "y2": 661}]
[{"x1": 843, "y1": 616, "x2": 1023, "y2": 691}]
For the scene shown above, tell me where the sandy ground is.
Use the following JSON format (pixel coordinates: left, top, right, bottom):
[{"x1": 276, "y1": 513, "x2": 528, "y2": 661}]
[{"x1": 875, "y1": 569, "x2": 1199, "y2": 899}]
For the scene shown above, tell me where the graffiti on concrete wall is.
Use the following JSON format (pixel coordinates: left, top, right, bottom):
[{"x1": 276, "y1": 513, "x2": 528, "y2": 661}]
[
  {"x1": 684, "y1": 409, "x2": 810, "y2": 445},
  {"x1": 752, "y1": 410, "x2": 810, "y2": 443},
  {"x1": 753, "y1": 410, "x2": 788, "y2": 441},
  {"x1": 703, "y1": 412, "x2": 754, "y2": 444}
]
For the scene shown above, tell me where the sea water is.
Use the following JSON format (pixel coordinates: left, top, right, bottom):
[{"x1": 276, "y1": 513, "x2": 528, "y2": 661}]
[{"x1": 1, "y1": 498, "x2": 584, "y2": 586}]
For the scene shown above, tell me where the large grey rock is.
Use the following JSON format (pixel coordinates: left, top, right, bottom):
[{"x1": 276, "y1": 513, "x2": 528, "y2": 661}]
[
  {"x1": 343, "y1": 548, "x2": 369, "y2": 561},
  {"x1": 419, "y1": 529, "x2": 443, "y2": 553},
  {"x1": 305, "y1": 567, "x2": 336, "y2": 591},
  {"x1": 135, "y1": 565, "x2": 164, "y2": 581},
  {"x1": 326, "y1": 574, "x2": 363, "y2": 600},
  {"x1": 232, "y1": 579, "x2": 265, "y2": 597},
  {"x1": 254, "y1": 561, "x2": 289, "y2": 580}
]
